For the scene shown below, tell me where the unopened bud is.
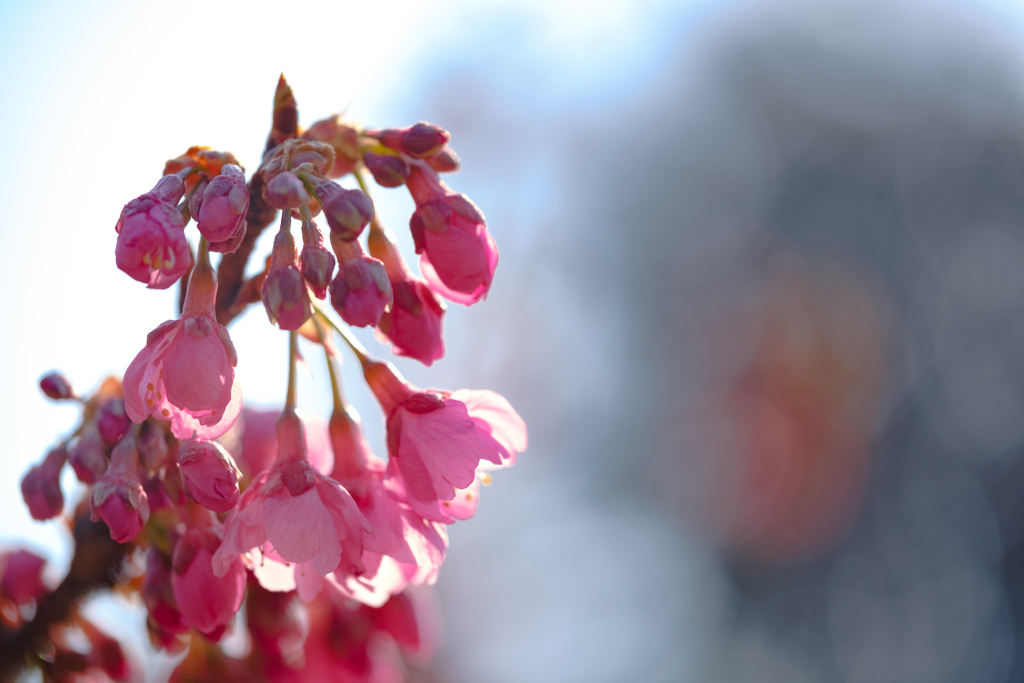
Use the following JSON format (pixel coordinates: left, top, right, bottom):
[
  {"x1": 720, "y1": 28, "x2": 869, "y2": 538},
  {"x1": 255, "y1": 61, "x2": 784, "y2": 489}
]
[
  {"x1": 178, "y1": 439, "x2": 241, "y2": 513},
  {"x1": 21, "y1": 446, "x2": 67, "y2": 521},
  {"x1": 39, "y1": 372, "x2": 74, "y2": 400},
  {"x1": 137, "y1": 420, "x2": 170, "y2": 471},
  {"x1": 69, "y1": 425, "x2": 109, "y2": 483},
  {"x1": 364, "y1": 151, "x2": 410, "y2": 188},
  {"x1": 97, "y1": 398, "x2": 131, "y2": 445},
  {"x1": 300, "y1": 241, "x2": 336, "y2": 300},
  {"x1": 377, "y1": 123, "x2": 450, "y2": 159},
  {"x1": 425, "y1": 146, "x2": 461, "y2": 173},
  {"x1": 266, "y1": 171, "x2": 309, "y2": 210},
  {"x1": 0, "y1": 550, "x2": 48, "y2": 605},
  {"x1": 302, "y1": 115, "x2": 362, "y2": 178},
  {"x1": 313, "y1": 178, "x2": 373, "y2": 241},
  {"x1": 330, "y1": 254, "x2": 392, "y2": 328},
  {"x1": 262, "y1": 230, "x2": 311, "y2": 331}
]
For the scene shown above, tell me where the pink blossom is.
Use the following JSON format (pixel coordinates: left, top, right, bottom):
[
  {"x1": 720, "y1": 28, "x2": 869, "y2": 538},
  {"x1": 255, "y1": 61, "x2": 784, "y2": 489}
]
[
  {"x1": 194, "y1": 164, "x2": 249, "y2": 246},
  {"x1": 261, "y1": 229, "x2": 311, "y2": 331},
  {"x1": 90, "y1": 436, "x2": 150, "y2": 543},
  {"x1": 214, "y1": 410, "x2": 371, "y2": 578},
  {"x1": 363, "y1": 361, "x2": 527, "y2": 523},
  {"x1": 96, "y1": 398, "x2": 130, "y2": 444},
  {"x1": 171, "y1": 520, "x2": 247, "y2": 638},
  {"x1": 312, "y1": 178, "x2": 373, "y2": 241},
  {"x1": 114, "y1": 175, "x2": 191, "y2": 289},
  {"x1": 407, "y1": 165, "x2": 498, "y2": 305},
  {"x1": 376, "y1": 277, "x2": 445, "y2": 366},
  {"x1": 21, "y1": 445, "x2": 66, "y2": 521},
  {"x1": 178, "y1": 439, "x2": 241, "y2": 512},
  {"x1": 123, "y1": 260, "x2": 241, "y2": 440}
]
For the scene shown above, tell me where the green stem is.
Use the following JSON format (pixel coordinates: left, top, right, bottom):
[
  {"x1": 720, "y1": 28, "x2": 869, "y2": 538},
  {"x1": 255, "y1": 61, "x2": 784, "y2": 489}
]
[
  {"x1": 313, "y1": 304, "x2": 370, "y2": 365},
  {"x1": 285, "y1": 330, "x2": 298, "y2": 410},
  {"x1": 310, "y1": 313, "x2": 343, "y2": 412}
]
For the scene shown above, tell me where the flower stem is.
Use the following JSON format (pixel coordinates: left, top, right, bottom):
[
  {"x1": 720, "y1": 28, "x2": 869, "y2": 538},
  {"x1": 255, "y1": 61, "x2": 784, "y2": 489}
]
[
  {"x1": 310, "y1": 312, "x2": 343, "y2": 413},
  {"x1": 312, "y1": 303, "x2": 370, "y2": 365},
  {"x1": 285, "y1": 329, "x2": 298, "y2": 410}
]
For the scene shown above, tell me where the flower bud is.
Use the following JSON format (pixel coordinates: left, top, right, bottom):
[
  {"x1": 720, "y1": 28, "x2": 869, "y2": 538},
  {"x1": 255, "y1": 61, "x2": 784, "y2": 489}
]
[
  {"x1": 97, "y1": 398, "x2": 131, "y2": 445},
  {"x1": 261, "y1": 229, "x2": 311, "y2": 331},
  {"x1": 425, "y1": 146, "x2": 461, "y2": 173},
  {"x1": 137, "y1": 420, "x2": 170, "y2": 471},
  {"x1": 195, "y1": 164, "x2": 249, "y2": 247},
  {"x1": 177, "y1": 439, "x2": 241, "y2": 513},
  {"x1": 90, "y1": 436, "x2": 149, "y2": 543},
  {"x1": 330, "y1": 254, "x2": 392, "y2": 328},
  {"x1": 265, "y1": 171, "x2": 309, "y2": 210},
  {"x1": 302, "y1": 114, "x2": 362, "y2": 178},
  {"x1": 313, "y1": 178, "x2": 373, "y2": 241},
  {"x1": 39, "y1": 372, "x2": 75, "y2": 400},
  {"x1": 69, "y1": 425, "x2": 109, "y2": 483},
  {"x1": 114, "y1": 180, "x2": 191, "y2": 290},
  {"x1": 0, "y1": 550, "x2": 48, "y2": 605},
  {"x1": 377, "y1": 122, "x2": 450, "y2": 159},
  {"x1": 364, "y1": 151, "x2": 410, "y2": 188},
  {"x1": 21, "y1": 446, "x2": 66, "y2": 521},
  {"x1": 377, "y1": 278, "x2": 446, "y2": 366},
  {"x1": 171, "y1": 521, "x2": 246, "y2": 637}
]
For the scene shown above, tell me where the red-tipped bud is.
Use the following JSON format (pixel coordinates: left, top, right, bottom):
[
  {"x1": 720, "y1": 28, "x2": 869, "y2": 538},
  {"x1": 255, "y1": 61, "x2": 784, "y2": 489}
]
[
  {"x1": 378, "y1": 122, "x2": 450, "y2": 159},
  {"x1": 69, "y1": 425, "x2": 109, "y2": 483},
  {"x1": 21, "y1": 446, "x2": 67, "y2": 521},
  {"x1": 364, "y1": 151, "x2": 410, "y2": 188},
  {"x1": 97, "y1": 398, "x2": 131, "y2": 445},
  {"x1": 265, "y1": 171, "x2": 309, "y2": 210},
  {"x1": 300, "y1": 232, "x2": 336, "y2": 301},
  {"x1": 261, "y1": 230, "x2": 311, "y2": 331},
  {"x1": 425, "y1": 146, "x2": 462, "y2": 173},
  {"x1": 313, "y1": 179, "x2": 373, "y2": 240},
  {"x1": 330, "y1": 254, "x2": 392, "y2": 328},
  {"x1": 178, "y1": 439, "x2": 241, "y2": 513},
  {"x1": 39, "y1": 372, "x2": 75, "y2": 400}
]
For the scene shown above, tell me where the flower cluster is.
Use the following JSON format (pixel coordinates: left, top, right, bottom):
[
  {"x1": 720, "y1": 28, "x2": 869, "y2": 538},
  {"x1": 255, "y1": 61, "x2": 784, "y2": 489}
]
[{"x1": 11, "y1": 76, "x2": 525, "y2": 682}]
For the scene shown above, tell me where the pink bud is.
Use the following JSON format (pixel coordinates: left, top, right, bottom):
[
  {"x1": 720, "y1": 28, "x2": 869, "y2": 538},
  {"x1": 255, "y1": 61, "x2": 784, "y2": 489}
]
[
  {"x1": 90, "y1": 436, "x2": 149, "y2": 543},
  {"x1": 302, "y1": 115, "x2": 362, "y2": 178},
  {"x1": 178, "y1": 439, "x2": 241, "y2": 513},
  {"x1": 364, "y1": 151, "x2": 410, "y2": 188},
  {"x1": 97, "y1": 398, "x2": 131, "y2": 444},
  {"x1": 313, "y1": 179, "x2": 373, "y2": 241},
  {"x1": 300, "y1": 241, "x2": 336, "y2": 301},
  {"x1": 425, "y1": 146, "x2": 461, "y2": 173},
  {"x1": 137, "y1": 420, "x2": 170, "y2": 471},
  {"x1": 194, "y1": 165, "x2": 249, "y2": 245},
  {"x1": 261, "y1": 230, "x2": 311, "y2": 331},
  {"x1": 39, "y1": 372, "x2": 74, "y2": 400},
  {"x1": 69, "y1": 425, "x2": 109, "y2": 483},
  {"x1": 1, "y1": 550, "x2": 48, "y2": 605},
  {"x1": 171, "y1": 523, "x2": 246, "y2": 637},
  {"x1": 377, "y1": 123, "x2": 450, "y2": 159},
  {"x1": 21, "y1": 446, "x2": 66, "y2": 521},
  {"x1": 265, "y1": 171, "x2": 309, "y2": 210},
  {"x1": 330, "y1": 254, "x2": 392, "y2": 328}
]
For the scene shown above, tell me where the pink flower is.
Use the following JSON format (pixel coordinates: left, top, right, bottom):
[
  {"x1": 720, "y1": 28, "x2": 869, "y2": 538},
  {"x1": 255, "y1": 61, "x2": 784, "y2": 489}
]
[
  {"x1": 214, "y1": 410, "x2": 371, "y2": 578},
  {"x1": 115, "y1": 175, "x2": 191, "y2": 289},
  {"x1": 171, "y1": 518, "x2": 247, "y2": 638},
  {"x1": 377, "y1": 277, "x2": 446, "y2": 366},
  {"x1": 193, "y1": 164, "x2": 249, "y2": 247},
  {"x1": 123, "y1": 260, "x2": 241, "y2": 440},
  {"x1": 178, "y1": 439, "x2": 242, "y2": 512},
  {"x1": 374, "y1": 122, "x2": 450, "y2": 159},
  {"x1": 407, "y1": 164, "x2": 498, "y2": 305},
  {"x1": 299, "y1": 228, "x2": 335, "y2": 300},
  {"x1": 90, "y1": 435, "x2": 150, "y2": 543},
  {"x1": 312, "y1": 178, "x2": 373, "y2": 241},
  {"x1": 96, "y1": 398, "x2": 130, "y2": 445},
  {"x1": 362, "y1": 361, "x2": 527, "y2": 522},
  {"x1": 1, "y1": 550, "x2": 48, "y2": 605},
  {"x1": 21, "y1": 445, "x2": 66, "y2": 521},
  {"x1": 68, "y1": 424, "x2": 108, "y2": 483}
]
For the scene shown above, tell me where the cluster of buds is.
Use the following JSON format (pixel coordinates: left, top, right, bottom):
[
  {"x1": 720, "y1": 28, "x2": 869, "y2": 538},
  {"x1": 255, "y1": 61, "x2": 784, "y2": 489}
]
[{"x1": 11, "y1": 76, "x2": 524, "y2": 682}]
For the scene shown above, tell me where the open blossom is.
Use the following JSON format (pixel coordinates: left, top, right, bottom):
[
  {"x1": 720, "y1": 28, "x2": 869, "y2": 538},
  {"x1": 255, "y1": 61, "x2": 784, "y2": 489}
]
[
  {"x1": 362, "y1": 359, "x2": 527, "y2": 522},
  {"x1": 123, "y1": 259, "x2": 241, "y2": 440},
  {"x1": 214, "y1": 409, "x2": 371, "y2": 578},
  {"x1": 115, "y1": 174, "x2": 191, "y2": 289},
  {"x1": 406, "y1": 164, "x2": 498, "y2": 305}
]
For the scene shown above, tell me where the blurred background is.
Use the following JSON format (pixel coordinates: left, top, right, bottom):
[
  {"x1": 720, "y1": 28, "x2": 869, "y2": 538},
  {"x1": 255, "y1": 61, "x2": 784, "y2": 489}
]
[{"x1": 5, "y1": 0, "x2": 1024, "y2": 680}]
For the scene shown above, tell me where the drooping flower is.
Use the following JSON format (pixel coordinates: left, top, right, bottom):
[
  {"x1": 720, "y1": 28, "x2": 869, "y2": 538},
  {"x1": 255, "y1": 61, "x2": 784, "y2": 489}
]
[
  {"x1": 114, "y1": 174, "x2": 191, "y2": 289},
  {"x1": 177, "y1": 438, "x2": 242, "y2": 513},
  {"x1": 361, "y1": 359, "x2": 527, "y2": 522},
  {"x1": 171, "y1": 514, "x2": 247, "y2": 638},
  {"x1": 406, "y1": 163, "x2": 498, "y2": 305},
  {"x1": 214, "y1": 409, "x2": 371, "y2": 578},
  {"x1": 192, "y1": 164, "x2": 249, "y2": 249},
  {"x1": 329, "y1": 238, "x2": 391, "y2": 329},
  {"x1": 123, "y1": 258, "x2": 241, "y2": 440}
]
